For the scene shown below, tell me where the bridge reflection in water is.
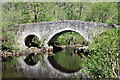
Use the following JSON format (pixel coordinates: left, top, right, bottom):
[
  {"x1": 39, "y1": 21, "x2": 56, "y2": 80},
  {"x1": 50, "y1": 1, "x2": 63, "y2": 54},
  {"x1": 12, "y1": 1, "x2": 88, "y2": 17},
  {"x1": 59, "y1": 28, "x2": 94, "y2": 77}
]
[{"x1": 2, "y1": 47, "x2": 87, "y2": 78}]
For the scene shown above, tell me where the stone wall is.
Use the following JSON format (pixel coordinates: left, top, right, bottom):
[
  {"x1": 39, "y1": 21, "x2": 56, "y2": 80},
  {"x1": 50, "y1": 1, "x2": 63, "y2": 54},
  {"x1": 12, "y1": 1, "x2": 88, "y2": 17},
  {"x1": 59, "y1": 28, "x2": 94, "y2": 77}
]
[{"x1": 15, "y1": 20, "x2": 109, "y2": 50}]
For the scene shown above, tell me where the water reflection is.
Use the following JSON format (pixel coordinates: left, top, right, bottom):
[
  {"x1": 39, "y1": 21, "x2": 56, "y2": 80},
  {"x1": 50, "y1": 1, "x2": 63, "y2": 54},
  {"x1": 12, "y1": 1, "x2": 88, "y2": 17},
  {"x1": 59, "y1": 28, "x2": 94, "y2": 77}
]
[
  {"x1": 2, "y1": 56, "x2": 25, "y2": 78},
  {"x1": 24, "y1": 53, "x2": 40, "y2": 66},
  {"x1": 2, "y1": 47, "x2": 85, "y2": 78},
  {"x1": 48, "y1": 47, "x2": 83, "y2": 73},
  {"x1": 2, "y1": 56, "x2": 13, "y2": 62}
]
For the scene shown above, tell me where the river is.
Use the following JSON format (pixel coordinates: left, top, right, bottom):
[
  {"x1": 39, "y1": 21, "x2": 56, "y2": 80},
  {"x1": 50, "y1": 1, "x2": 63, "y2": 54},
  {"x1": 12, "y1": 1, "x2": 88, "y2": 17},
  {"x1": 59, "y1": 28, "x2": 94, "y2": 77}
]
[{"x1": 2, "y1": 47, "x2": 86, "y2": 79}]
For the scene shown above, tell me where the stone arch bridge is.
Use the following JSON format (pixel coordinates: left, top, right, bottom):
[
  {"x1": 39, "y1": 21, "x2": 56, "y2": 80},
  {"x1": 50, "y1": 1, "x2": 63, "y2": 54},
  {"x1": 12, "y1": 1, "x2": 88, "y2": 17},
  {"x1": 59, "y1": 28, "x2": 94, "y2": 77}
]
[{"x1": 15, "y1": 20, "x2": 109, "y2": 50}]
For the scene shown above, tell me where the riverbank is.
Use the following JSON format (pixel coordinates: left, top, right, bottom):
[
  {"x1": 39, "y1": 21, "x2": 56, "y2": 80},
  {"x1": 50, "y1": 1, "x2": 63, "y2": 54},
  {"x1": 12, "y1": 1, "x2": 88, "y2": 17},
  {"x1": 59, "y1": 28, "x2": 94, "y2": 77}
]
[{"x1": 0, "y1": 45, "x2": 88, "y2": 57}]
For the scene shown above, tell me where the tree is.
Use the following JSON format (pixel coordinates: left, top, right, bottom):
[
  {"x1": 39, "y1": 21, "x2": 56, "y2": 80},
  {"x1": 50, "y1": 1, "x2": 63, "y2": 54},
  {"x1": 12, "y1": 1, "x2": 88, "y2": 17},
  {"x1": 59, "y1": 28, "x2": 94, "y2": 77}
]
[
  {"x1": 1, "y1": 2, "x2": 118, "y2": 51},
  {"x1": 1, "y1": 2, "x2": 22, "y2": 50},
  {"x1": 85, "y1": 2, "x2": 118, "y2": 24}
]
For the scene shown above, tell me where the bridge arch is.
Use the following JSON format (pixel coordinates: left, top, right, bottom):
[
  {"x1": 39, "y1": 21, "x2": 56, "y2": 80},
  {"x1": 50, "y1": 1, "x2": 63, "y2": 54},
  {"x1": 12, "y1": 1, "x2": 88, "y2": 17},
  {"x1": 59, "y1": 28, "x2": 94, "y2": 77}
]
[
  {"x1": 24, "y1": 34, "x2": 40, "y2": 48},
  {"x1": 45, "y1": 28, "x2": 89, "y2": 46}
]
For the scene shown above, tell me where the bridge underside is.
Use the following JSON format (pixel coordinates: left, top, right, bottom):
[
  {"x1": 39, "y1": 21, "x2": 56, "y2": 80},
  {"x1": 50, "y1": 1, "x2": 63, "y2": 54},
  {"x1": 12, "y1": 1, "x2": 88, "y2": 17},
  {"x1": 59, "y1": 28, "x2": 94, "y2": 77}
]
[{"x1": 47, "y1": 30, "x2": 87, "y2": 46}]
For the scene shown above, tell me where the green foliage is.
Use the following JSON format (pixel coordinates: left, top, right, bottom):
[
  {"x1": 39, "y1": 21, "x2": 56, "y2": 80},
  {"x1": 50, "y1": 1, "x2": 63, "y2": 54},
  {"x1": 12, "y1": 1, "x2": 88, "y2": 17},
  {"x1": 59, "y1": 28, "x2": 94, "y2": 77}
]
[
  {"x1": 1, "y1": 2, "x2": 118, "y2": 51},
  {"x1": 1, "y1": 2, "x2": 119, "y2": 79},
  {"x1": 82, "y1": 28, "x2": 119, "y2": 79},
  {"x1": 84, "y1": 2, "x2": 118, "y2": 24},
  {"x1": 55, "y1": 32, "x2": 89, "y2": 46},
  {"x1": 39, "y1": 34, "x2": 47, "y2": 48}
]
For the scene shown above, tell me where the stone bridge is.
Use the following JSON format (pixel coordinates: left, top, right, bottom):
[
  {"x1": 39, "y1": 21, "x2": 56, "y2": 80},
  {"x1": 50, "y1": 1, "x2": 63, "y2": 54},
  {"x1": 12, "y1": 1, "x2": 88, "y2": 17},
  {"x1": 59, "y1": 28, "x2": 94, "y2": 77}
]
[{"x1": 15, "y1": 20, "x2": 109, "y2": 50}]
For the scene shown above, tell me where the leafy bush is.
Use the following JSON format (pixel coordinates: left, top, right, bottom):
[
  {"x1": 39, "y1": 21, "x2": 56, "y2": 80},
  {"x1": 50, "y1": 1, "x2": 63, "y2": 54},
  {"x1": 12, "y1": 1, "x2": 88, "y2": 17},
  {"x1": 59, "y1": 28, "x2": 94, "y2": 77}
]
[{"x1": 82, "y1": 28, "x2": 119, "y2": 79}]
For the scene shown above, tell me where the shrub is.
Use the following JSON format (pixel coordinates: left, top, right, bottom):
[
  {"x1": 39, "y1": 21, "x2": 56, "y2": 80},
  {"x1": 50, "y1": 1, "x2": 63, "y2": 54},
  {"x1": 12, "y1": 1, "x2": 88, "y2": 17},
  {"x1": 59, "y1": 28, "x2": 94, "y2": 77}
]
[{"x1": 82, "y1": 28, "x2": 119, "y2": 79}]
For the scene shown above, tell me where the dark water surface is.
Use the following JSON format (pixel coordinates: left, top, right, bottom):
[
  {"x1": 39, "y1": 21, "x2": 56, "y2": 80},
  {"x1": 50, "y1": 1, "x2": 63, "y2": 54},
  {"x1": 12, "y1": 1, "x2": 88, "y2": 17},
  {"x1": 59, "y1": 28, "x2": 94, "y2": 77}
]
[
  {"x1": 2, "y1": 47, "x2": 84, "y2": 78},
  {"x1": 48, "y1": 47, "x2": 82, "y2": 73}
]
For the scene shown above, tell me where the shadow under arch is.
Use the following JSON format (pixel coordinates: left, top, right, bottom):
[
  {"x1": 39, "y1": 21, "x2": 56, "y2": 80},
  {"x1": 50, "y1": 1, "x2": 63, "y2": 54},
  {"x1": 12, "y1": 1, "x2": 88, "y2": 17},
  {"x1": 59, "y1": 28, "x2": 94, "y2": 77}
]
[
  {"x1": 47, "y1": 29, "x2": 89, "y2": 53},
  {"x1": 24, "y1": 34, "x2": 40, "y2": 48},
  {"x1": 47, "y1": 28, "x2": 89, "y2": 46}
]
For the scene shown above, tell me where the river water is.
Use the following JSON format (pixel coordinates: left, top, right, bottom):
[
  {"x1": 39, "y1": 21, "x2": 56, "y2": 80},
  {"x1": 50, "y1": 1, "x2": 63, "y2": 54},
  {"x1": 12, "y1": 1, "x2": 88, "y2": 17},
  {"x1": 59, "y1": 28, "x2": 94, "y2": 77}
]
[{"x1": 2, "y1": 47, "x2": 86, "y2": 79}]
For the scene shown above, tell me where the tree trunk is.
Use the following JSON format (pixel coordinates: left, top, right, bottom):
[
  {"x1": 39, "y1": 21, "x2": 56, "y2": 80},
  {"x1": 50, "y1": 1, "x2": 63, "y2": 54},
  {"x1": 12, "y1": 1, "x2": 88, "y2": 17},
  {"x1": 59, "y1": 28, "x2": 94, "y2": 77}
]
[
  {"x1": 33, "y1": 4, "x2": 38, "y2": 22},
  {"x1": 79, "y1": 2, "x2": 83, "y2": 19}
]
